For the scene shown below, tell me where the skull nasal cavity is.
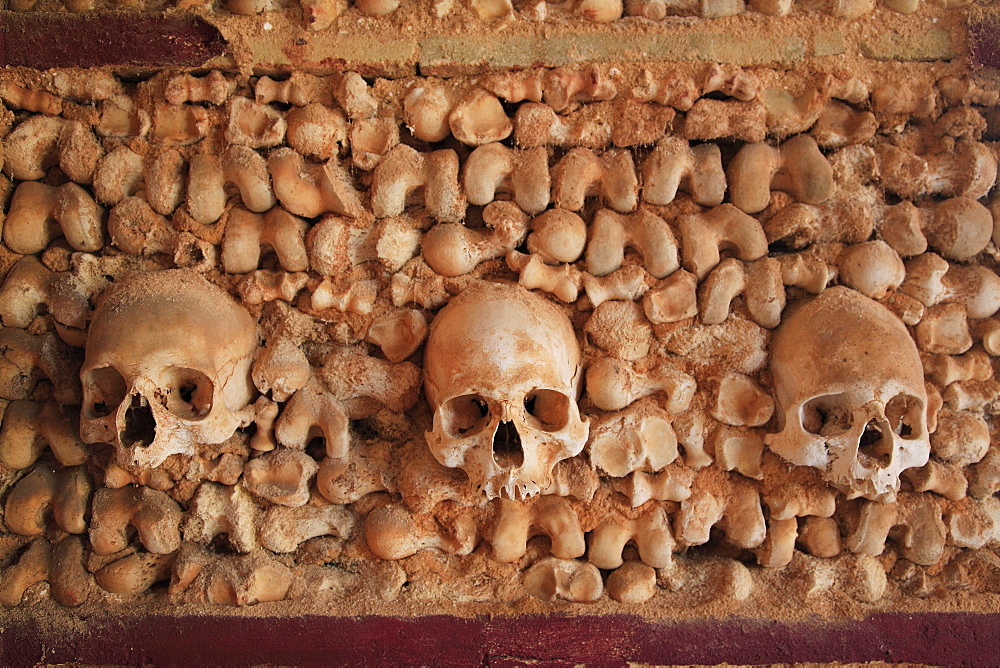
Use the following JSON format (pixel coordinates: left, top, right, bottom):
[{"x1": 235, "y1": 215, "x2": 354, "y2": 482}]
[
  {"x1": 121, "y1": 394, "x2": 156, "y2": 448},
  {"x1": 859, "y1": 419, "x2": 892, "y2": 469},
  {"x1": 493, "y1": 421, "x2": 524, "y2": 468}
]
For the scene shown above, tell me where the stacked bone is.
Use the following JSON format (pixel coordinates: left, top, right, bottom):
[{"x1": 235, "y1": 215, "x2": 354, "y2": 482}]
[{"x1": 0, "y1": 62, "x2": 998, "y2": 610}]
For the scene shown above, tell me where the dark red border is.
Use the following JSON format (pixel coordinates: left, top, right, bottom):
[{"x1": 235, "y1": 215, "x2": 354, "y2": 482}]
[
  {"x1": 0, "y1": 13, "x2": 226, "y2": 69},
  {"x1": 2, "y1": 612, "x2": 1000, "y2": 665},
  {"x1": 970, "y1": 16, "x2": 1000, "y2": 70}
]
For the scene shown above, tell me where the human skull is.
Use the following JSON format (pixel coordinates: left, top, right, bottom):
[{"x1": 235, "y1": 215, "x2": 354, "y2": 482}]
[
  {"x1": 424, "y1": 282, "x2": 589, "y2": 500},
  {"x1": 766, "y1": 287, "x2": 931, "y2": 502},
  {"x1": 80, "y1": 270, "x2": 258, "y2": 470}
]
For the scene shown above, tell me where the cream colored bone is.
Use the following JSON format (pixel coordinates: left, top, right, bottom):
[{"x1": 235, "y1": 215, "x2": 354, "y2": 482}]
[
  {"x1": 182, "y1": 482, "x2": 261, "y2": 553},
  {"x1": 768, "y1": 287, "x2": 932, "y2": 502},
  {"x1": 145, "y1": 149, "x2": 186, "y2": 215},
  {"x1": 165, "y1": 70, "x2": 235, "y2": 105},
  {"x1": 80, "y1": 271, "x2": 258, "y2": 469},
  {"x1": 930, "y1": 409, "x2": 990, "y2": 467},
  {"x1": 274, "y1": 378, "x2": 351, "y2": 458},
  {"x1": 403, "y1": 79, "x2": 457, "y2": 142},
  {"x1": 108, "y1": 196, "x2": 177, "y2": 256},
  {"x1": 226, "y1": 96, "x2": 286, "y2": 148},
  {"x1": 837, "y1": 241, "x2": 904, "y2": 300},
  {"x1": 714, "y1": 428, "x2": 764, "y2": 480},
  {"x1": 422, "y1": 201, "x2": 528, "y2": 276},
  {"x1": 222, "y1": 206, "x2": 309, "y2": 274},
  {"x1": 727, "y1": 135, "x2": 835, "y2": 214},
  {"x1": 887, "y1": 135, "x2": 996, "y2": 192},
  {"x1": 776, "y1": 253, "x2": 834, "y2": 294},
  {"x1": 98, "y1": 94, "x2": 150, "y2": 138},
  {"x1": 463, "y1": 143, "x2": 550, "y2": 215},
  {"x1": 260, "y1": 504, "x2": 355, "y2": 553},
  {"x1": 424, "y1": 282, "x2": 589, "y2": 500},
  {"x1": 0, "y1": 399, "x2": 87, "y2": 470},
  {"x1": 483, "y1": 70, "x2": 545, "y2": 104},
  {"x1": 90, "y1": 485, "x2": 182, "y2": 555},
  {"x1": 366, "y1": 309, "x2": 428, "y2": 363},
  {"x1": 390, "y1": 258, "x2": 449, "y2": 309},
  {"x1": 542, "y1": 65, "x2": 617, "y2": 111},
  {"x1": 586, "y1": 358, "x2": 694, "y2": 413},
  {"x1": 0, "y1": 82, "x2": 62, "y2": 114},
  {"x1": 0, "y1": 535, "x2": 92, "y2": 606},
  {"x1": 5, "y1": 465, "x2": 90, "y2": 536},
  {"x1": 309, "y1": 278, "x2": 377, "y2": 314},
  {"x1": 286, "y1": 103, "x2": 349, "y2": 161},
  {"x1": 331, "y1": 72, "x2": 377, "y2": 120},
  {"x1": 491, "y1": 496, "x2": 585, "y2": 562},
  {"x1": 3, "y1": 115, "x2": 64, "y2": 180},
  {"x1": 506, "y1": 252, "x2": 582, "y2": 303},
  {"x1": 243, "y1": 449, "x2": 319, "y2": 507},
  {"x1": 0, "y1": 326, "x2": 84, "y2": 403},
  {"x1": 713, "y1": 373, "x2": 774, "y2": 427},
  {"x1": 606, "y1": 561, "x2": 657, "y2": 604},
  {"x1": 371, "y1": 145, "x2": 465, "y2": 223},
  {"x1": 582, "y1": 265, "x2": 650, "y2": 308},
  {"x1": 761, "y1": 86, "x2": 826, "y2": 139},
  {"x1": 698, "y1": 257, "x2": 785, "y2": 328},
  {"x1": 3, "y1": 181, "x2": 104, "y2": 254},
  {"x1": 95, "y1": 552, "x2": 175, "y2": 596},
  {"x1": 186, "y1": 148, "x2": 276, "y2": 225},
  {"x1": 969, "y1": 447, "x2": 1000, "y2": 499},
  {"x1": 365, "y1": 503, "x2": 476, "y2": 560},
  {"x1": 811, "y1": 101, "x2": 878, "y2": 149},
  {"x1": 641, "y1": 137, "x2": 726, "y2": 207},
  {"x1": 448, "y1": 89, "x2": 512, "y2": 146},
  {"x1": 93, "y1": 145, "x2": 144, "y2": 205},
  {"x1": 238, "y1": 270, "x2": 308, "y2": 305},
  {"x1": 923, "y1": 352, "x2": 992, "y2": 389},
  {"x1": 526, "y1": 209, "x2": 587, "y2": 264},
  {"x1": 150, "y1": 103, "x2": 211, "y2": 146},
  {"x1": 169, "y1": 546, "x2": 293, "y2": 606},
  {"x1": 675, "y1": 479, "x2": 766, "y2": 549},
  {"x1": 900, "y1": 253, "x2": 1000, "y2": 319},
  {"x1": 513, "y1": 102, "x2": 614, "y2": 149},
  {"x1": 634, "y1": 71, "x2": 700, "y2": 110},
  {"x1": 523, "y1": 557, "x2": 603, "y2": 603},
  {"x1": 612, "y1": 466, "x2": 696, "y2": 507},
  {"x1": 678, "y1": 204, "x2": 768, "y2": 279},
  {"x1": 305, "y1": 214, "x2": 377, "y2": 276},
  {"x1": 588, "y1": 401, "x2": 679, "y2": 477},
  {"x1": 589, "y1": 505, "x2": 674, "y2": 569},
  {"x1": 254, "y1": 75, "x2": 323, "y2": 106},
  {"x1": 58, "y1": 121, "x2": 103, "y2": 185},
  {"x1": 915, "y1": 303, "x2": 972, "y2": 355},
  {"x1": 268, "y1": 147, "x2": 364, "y2": 219},
  {"x1": 586, "y1": 207, "x2": 678, "y2": 278},
  {"x1": 553, "y1": 148, "x2": 638, "y2": 213},
  {"x1": 904, "y1": 459, "x2": 967, "y2": 501},
  {"x1": 643, "y1": 270, "x2": 698, "y2": 324},
  {"x1": 703, "y1": 64, "x2": 760, "y2": 101},
  {"x1": 351, "y1": 117, "x2": 399, "y2": 170}
]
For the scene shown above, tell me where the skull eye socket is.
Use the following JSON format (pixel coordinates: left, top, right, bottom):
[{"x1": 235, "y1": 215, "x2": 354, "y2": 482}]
[
  {"x1": 524, "y1": 389, "x2": 570, "y2": 432},
  {"x1": 801, "y1": 395, "x2": 852, "y2": 436},
  {"x1": 885, "y1": 393, "x2": 923, "y2": 440},
  {"x1": 82, "y1": 366, "x2": 127, "y2": 419},
  {"x1": 160, "y1": 367, "x2": 215, "y2": 420},
  {"x1": 441, "y1": 394, "x2": 490, "y2": 438}
]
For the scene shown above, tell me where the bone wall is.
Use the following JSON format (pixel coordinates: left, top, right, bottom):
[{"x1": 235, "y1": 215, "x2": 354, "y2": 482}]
[{"x1": 0, "y1": 61, "x2": 998, "y2": 612}]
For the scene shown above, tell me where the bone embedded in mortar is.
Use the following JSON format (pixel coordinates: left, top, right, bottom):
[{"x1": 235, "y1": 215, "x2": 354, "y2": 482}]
[{"x1": 0, "y1": 60, "x2": 997, "y2": 618}]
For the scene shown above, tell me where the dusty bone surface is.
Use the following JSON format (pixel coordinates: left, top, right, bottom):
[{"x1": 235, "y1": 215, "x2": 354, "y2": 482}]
[{"x1": 0, "y1": 39, "x2": 997, "y2": 627}]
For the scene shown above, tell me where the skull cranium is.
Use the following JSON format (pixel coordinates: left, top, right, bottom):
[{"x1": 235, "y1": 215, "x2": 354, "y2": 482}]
[
  {"x1": 765, "y1": 287, "x2": 931, "y2": 502},
  {"x1": 424, "y1": 282, "x2": 589, "y2": 500},
  {"x1": 80, "y1": 270, "x2": 258, "y2": 470}
]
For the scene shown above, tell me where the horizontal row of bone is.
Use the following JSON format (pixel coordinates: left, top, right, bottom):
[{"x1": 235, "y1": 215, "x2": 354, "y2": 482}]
[
  {"x1": 4, "y1": 462, "x2": 996, "y2": 606},
  {"x1": 3, "y1": 0, "x2": 974, "y2": 25}
]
